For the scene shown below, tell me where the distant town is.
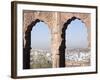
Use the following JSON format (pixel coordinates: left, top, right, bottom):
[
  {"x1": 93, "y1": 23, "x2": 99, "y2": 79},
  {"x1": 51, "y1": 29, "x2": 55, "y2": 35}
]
[{"x1": 30, "y1": 48, "x2": 90, "y2": 68}]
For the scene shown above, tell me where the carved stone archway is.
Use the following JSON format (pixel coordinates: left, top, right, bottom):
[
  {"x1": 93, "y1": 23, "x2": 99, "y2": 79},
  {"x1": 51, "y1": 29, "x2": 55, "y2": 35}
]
[
  {"x1": 60, "y1": 12, "x2": 91, "y2": 48},
  {"x1": 59, "y1": 16, "x2": 89, "y2": 67},
  {"x1": 23, "y1": 19, "x2": 46, "y2": 69},
  {"x1": 23, "y1": 11, "x2": 91, "y2": 68}
]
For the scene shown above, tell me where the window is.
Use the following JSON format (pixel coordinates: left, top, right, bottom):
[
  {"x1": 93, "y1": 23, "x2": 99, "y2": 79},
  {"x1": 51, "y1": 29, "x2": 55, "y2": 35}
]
[
  {"x1": 30, "y1": 22, "x2": 52, "y2": 69},
  {"x1": 65, "y1": 19, "x2": 90, "y2": 67}
]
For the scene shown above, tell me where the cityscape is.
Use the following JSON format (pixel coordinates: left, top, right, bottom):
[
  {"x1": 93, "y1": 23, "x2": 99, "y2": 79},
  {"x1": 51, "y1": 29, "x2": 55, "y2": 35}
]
[{"x1": 30, "y1": 48, "x2": 90, "y2": 69}]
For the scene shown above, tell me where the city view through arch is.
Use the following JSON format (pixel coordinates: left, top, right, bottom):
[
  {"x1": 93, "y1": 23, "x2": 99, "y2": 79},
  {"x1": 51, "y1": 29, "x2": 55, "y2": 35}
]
[
  {"x1": 65, "y1": 19, "x2": 90, "y2": 67},
  {"x1": 30, "y1": 19, "x2": 91, "y2": 69},
  {"x1": 30, "y1": 22, "x2": 52, "y2": 69}
]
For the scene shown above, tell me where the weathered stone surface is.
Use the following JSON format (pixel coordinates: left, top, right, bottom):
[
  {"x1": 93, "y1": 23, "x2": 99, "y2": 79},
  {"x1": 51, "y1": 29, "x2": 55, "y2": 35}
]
[{"x1": 23, "y1": 11, "x2": 91, "y2": 68}]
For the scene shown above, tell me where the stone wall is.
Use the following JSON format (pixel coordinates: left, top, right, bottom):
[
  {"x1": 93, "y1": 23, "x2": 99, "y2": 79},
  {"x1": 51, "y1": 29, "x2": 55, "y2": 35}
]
[{"x1": 23, "y1": 10, "x2": 91, "y2": 68}]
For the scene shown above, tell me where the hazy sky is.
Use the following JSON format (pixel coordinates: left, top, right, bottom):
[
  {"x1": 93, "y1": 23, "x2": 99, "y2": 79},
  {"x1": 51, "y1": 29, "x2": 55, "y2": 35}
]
[
  {"x1": 66, "y1": 19, "x2": 88, "y2": 49},
  {"x1": 31, "y1": 19, "x2": 88, "y2": 50},
  {"x1": 31, "y1": 22, "x2": 51, "y2": 50}
]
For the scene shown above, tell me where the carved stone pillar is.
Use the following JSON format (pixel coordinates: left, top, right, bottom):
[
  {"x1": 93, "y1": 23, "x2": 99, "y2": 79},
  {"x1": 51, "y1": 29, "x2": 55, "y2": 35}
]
[{"x1": 51, "y1": 12, "x2": 63, "y2": 67}]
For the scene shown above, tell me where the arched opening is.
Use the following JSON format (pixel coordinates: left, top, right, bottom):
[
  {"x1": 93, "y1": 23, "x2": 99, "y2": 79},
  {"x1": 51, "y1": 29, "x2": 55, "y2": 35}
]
[
  {"x1": 59, "y1": 16, "x2": 90, "y2": 67},
  {"x1": 65, "y1": 19, "x2": 90, "y2": 67},
  {"x1": 30, "y1": 22, "x2": 52, "y2": 69},
  {"x1": 23, "y1": 19, "x2": 51, "y2": 69}
]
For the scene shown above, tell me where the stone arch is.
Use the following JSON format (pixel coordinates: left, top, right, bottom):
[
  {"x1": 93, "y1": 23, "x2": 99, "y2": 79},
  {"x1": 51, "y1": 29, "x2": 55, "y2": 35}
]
[
  {"x1": 59, "y1": 16, "x2": 89, "y2": 67},
  {"x1": 23, "y1": 19, "x2": 50, "y2": 69},
  {"x1": 23, "y1": 11, "x2": 91, "y2": 68},
  {"x1": 60, "y1": 13, "x2": 91, "y2": 48},
  {"x1": 23, "y1": 11, "x2": 62, "y2": 68}
]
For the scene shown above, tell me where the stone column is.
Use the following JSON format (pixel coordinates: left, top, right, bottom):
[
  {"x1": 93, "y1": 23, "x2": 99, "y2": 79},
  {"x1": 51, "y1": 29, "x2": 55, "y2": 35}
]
[{"x1": 51, "y1": 12, "x2": 62, "y2": 67}]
